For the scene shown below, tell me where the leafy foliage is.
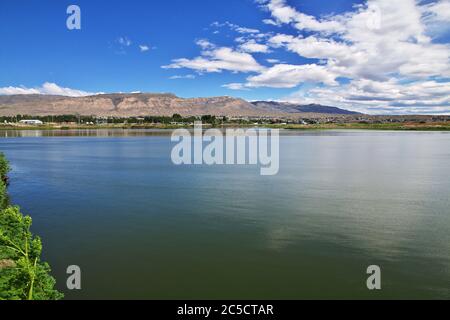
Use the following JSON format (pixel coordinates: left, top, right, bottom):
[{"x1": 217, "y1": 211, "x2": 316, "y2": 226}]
[
  {"x1": 0, "y1": 153, "x2": 63, "y2": 300},
  {"x1": 0, "y1": 207, "x2": 63, "y2": 300},
  {"x1": 0, "y1": 153, "x2": 9, "y2": 210},
  {"x1": 0, "y1": 180, "x2": 8, "y2": 210},
  {"x1": 0, "y1": 152, "x2": 10, "y2": 181}
]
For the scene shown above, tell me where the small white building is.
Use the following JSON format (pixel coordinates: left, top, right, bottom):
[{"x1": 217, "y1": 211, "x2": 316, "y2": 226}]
[{"x1": 19, "y1": 120, "x2": 44, "y2": 125}]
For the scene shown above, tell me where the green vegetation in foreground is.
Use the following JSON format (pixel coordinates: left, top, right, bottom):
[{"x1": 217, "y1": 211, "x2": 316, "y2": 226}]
[{"x1": 0, "y1": 153, "x2": 63, "y2": 300}]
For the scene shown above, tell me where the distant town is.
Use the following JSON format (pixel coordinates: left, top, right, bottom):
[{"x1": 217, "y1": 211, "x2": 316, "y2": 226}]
[{"x1": 2, "y1": 113, "x2": 450, "y2": 131}]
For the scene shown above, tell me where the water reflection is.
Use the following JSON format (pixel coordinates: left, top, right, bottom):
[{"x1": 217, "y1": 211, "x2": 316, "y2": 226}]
[
  {"x1": 3, "y1": 128, "x2": 447, "y2": 138},
  {"x1": 0, "y1": 129, "x2": 176, "y2": 137},
  {"x1": 1, "y1": 130, "x2": 449, "y2": 299}
]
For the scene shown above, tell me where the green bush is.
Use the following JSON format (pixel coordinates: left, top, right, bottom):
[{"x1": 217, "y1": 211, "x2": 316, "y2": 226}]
[
  {"x1": 0, "y1": 207, "x2": 63, "y2": 300},
  {"x1": 0, "y1": 153, "x2": 63, "y2": 300},
  {"x1": 0, "y1": 152, "x2": 10, "y2": 181},
  {"x1": 0, "y1": 153, "x2": 10, "y2": 211},
  {"x1": 0, "y1": 181, "x2": 8, "y2": 210}
]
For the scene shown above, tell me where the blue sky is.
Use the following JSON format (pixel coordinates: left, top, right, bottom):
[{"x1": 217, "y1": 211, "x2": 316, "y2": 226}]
[{"x1": 0, "y1": 0, "x2": 449, "y2": 114}]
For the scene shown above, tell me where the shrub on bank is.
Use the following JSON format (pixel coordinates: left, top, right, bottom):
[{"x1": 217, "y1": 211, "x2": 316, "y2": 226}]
[
  {"x1": 0, "y1": 180, "x2": 7, "y2": 210},
  {"x1": 0, "y1": 153, "x2": 9, "y2": 210},
  {"x1": 0, "y1": 152, "x2": 10, "y2": 183},
  {"x1": 0, "y1": 153, "x2": 63, "y2": 300}
]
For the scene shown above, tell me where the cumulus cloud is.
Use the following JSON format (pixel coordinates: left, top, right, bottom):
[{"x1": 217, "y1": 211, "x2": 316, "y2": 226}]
[
  {"x1": 262, "y1": 0, "x2": 345, "y2": 33},
  {"x1": 421, "y1": 0, "x2": 450, "y2": 38},
  {"x1": 286, "y1": 79, "x2": 450, "y2": 114},
  {"x1": 253, "y1": 0, "x2": 450, "y2": 113},
  {"x1": 163, "y1": 0, "x2": 450, "y2": 113},
  {"x1": 246, "y1": 64, "x2": 338, "y2": 88},
  {"x1": 265, "y1": 0, "x2": 450, "y2": 81},
  {"x1": 162, "y1": 41, "x2": 264, "y2": 73},
  {"x1": 0, "y1": 82, "x2": 97, "y2": 97},
  {"x1": 422, "y1": 0, "x2": 450, "y2": 23},
  {"x1": 196, "y1": 39, "x2": 215, "y2": 49},
  {"x1": 240, "y1": 40, "x2": 270, "y2": 53},
  {"x1": 263, "y1": 19, "x2": 279, "y2": 26},
  {"x1": 225, "y1": 64, "x2": 337, "y2": 90},
  {"x1": 236, "y1": 27, "x2": 260, "y2": 34},
  {"x1": 222, "y1": 83, "x2": 250, "y2": 90}
]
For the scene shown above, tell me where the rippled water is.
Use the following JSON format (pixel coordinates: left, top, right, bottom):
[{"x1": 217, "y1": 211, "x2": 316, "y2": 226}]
[{"x1": 1, "y1": 130, "x2": 449, "y2": 299}]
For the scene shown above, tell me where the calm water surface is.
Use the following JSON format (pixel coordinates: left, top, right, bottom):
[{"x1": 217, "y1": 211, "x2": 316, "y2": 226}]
[{"x1": 0, "y1": 129, "x2": 449, "y2": 299}]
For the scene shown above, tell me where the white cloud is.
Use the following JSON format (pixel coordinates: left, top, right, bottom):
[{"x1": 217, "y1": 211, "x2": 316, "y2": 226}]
[
  {"x1": 263, "y1": 19, "x2": 279, "y2": 26},
  {"x1": 162, "y1": 41, "x2": 264, "y2": 73},
  {"x1": 240, "y1": 40, "x2": 270, "y2": 53},
  {"x1": 236, "y1": 27, "x2": 260, "y2": 34},
  {"x1": 286, "y1": 79, "x2": 450, "y2": 115},
  {"x1": 118, "y1": 37, "x2": 132, "y2": 47},
  {"x1": 421, "y1": 0, "x2": 450, "y2": 38},
  {"x1": 224, "y1": 63, "x2": 338, "y2": 90},
  {"x1": 162, "y1": 0, "x2": 450, "y2": 114},
  {"x1": 260, "y1": 0, "x2": 450, "y2": 82},
  {"x1": 139, "y1": 45, "x2": 150, "y2": 52},
  {"x1": 196, "y1": 39, "x2": 215, "y2": 49},
  {"x1": 265, "y1": 0, "x2": 450, "y2": 81},
  {"x1": 0, "y1": 86, "x2": 40, "y2": 95},
  {"x1": 169, "y1": 74, "x2": 196, "y2": 80},
  {"x1": 222, "y1": 83, "x2": 249, "y2": 90},
  {"x1": 0, "y1": 82, "x2": 97, "y2": 97},
  {"x1": 422, "y1": 0, "x2": 450, "y2": 23},
  {"x1": 211, "y1": 21, "x2": 260, "y2": 34},
  {"x1": 262, "y1": 0, "x2": 345, "y2": 33},
  {"x1": 246, "y1": 64, "x2": 338, "y2": 88},
  {"x1": 269, "y1": 34, "x2": 355, "y2": 63},
  {"x1": 253, "y1": 0, "x2": 450, "y2": 113}
]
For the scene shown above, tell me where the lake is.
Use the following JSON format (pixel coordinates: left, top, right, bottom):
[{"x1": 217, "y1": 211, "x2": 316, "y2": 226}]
[{"x1": 0, "y1": 129, "x2": 449, "y2": 299}]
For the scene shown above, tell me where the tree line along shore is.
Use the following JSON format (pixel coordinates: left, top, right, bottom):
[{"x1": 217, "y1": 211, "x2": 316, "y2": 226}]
[{"x1": 1, "y1": 114, "x2": 450, "y2": 131}]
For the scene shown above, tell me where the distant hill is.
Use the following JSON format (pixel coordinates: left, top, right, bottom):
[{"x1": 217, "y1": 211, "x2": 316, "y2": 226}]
[
  {"x1": 251, "y1": 101, "x2": 360, "y2": 115},
  {"x1": 0, "y1": 93, "x2": 260, "y2": 117},
  {"x1": 0, "y1": 93, "x2": 360, "y2": 117}
]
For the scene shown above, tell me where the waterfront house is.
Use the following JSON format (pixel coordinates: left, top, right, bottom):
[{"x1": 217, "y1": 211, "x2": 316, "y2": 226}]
[{"x1": 19, "y1": 120, "x2": 44, "y2": 125}]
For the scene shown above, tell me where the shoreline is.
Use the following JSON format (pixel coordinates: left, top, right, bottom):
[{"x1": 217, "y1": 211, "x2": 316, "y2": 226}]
[{"x1": 1, "y1": 122, "x2": 450, "y2": 131}]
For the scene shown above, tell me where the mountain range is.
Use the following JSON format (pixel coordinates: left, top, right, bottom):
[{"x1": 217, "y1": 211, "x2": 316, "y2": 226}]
[
  {"x1": 0, "y1": 93, "x2": 360, "y2": 117},
  {"x1": 250, "y1": 101, "x2": 360, "y2": 115}
]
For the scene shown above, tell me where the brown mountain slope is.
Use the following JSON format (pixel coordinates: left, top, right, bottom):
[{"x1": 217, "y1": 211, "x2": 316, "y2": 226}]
[
  {"x1": 0, "y1": 93, "x2": 359, "y2": 117},
  {"x1": 0, "y1": 93, "x2": 277, "y2": 117}
]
